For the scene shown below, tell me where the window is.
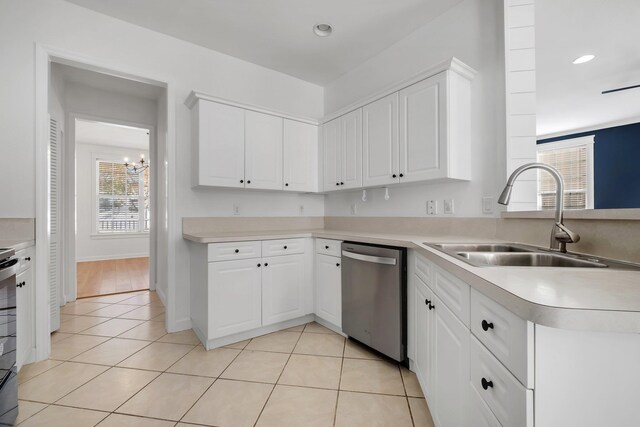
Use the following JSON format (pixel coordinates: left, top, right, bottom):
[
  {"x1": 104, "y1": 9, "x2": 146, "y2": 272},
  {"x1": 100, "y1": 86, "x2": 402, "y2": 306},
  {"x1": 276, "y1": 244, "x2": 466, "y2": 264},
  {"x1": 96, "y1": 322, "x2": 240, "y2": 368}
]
[
  {"x1": 96, "y1": 160, "x2": 149, "y2": 233},
  {"x1": 537, "y1": 136, "x2": 594, "y2": 210}
]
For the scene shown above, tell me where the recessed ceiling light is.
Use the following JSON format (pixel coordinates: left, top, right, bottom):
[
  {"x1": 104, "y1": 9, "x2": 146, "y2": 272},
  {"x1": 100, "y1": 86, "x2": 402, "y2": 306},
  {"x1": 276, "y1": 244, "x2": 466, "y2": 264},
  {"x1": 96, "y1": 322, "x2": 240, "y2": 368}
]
[
  {"x1": 313, "y1": 24, "x2": 333, "y2": 37},
  {"x1": 573, "y1": 54, "x2": 595, "y2": 64}
]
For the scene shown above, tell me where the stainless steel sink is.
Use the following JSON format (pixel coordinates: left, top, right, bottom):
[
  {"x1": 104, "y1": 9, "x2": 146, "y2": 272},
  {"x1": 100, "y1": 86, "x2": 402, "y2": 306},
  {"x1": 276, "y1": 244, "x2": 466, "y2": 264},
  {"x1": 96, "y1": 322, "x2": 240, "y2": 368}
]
[
  {"x1": 457, "y1": 252, "x2": 608, "y2": 268},
  {"x1": 430, "y1": 243, "x2": 534, "y2": 253}
]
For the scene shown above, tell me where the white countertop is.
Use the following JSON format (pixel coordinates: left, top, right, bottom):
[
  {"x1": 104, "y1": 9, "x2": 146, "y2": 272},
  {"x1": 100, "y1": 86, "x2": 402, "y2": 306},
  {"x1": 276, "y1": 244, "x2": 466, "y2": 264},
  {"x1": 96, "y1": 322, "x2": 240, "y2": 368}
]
[
  {"x1": 184, "y1": 228, "x2": 640, "y2": 333},
  {"x1": 0, "y1": 239, "x2": 35, "y2": 252}
]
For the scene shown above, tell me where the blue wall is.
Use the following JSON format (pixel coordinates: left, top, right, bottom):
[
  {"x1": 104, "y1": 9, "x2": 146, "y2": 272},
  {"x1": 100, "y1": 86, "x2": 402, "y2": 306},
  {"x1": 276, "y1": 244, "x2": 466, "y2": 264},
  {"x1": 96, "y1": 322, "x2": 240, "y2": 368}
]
[{"x1": 538, "y1": 122, "x2": 640, "y2": 209}]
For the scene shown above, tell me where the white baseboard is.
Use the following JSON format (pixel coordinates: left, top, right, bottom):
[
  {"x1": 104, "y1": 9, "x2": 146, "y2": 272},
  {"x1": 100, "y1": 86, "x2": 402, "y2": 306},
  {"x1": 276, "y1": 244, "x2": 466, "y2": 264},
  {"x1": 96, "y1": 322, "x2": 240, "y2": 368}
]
[{"x1": 76, "y1": 253, "x2": 149, "y2": 262}]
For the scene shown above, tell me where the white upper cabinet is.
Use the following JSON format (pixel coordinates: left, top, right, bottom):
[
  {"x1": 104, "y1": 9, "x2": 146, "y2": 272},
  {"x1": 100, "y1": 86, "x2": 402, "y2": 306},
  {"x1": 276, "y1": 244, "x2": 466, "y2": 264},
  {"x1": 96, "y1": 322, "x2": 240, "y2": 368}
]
[
  {"x1": 340, "y1": 109, "x2": 363, "y2": 190},
  {"x1": 322, "y1": 118, "x2": 341, "y2": 190},
  {"x1": 192, "y1": 100, "x2": 245, "y2": 188},
  {"x1": 245, "y1": 111, "x2": 283, "y2": 190},
  {"x1": 363, "y1": 92, "x2": 399, "y2": 187},
  {"x1": 283, "y1": 119, "x2": 318, "y2": 192}
]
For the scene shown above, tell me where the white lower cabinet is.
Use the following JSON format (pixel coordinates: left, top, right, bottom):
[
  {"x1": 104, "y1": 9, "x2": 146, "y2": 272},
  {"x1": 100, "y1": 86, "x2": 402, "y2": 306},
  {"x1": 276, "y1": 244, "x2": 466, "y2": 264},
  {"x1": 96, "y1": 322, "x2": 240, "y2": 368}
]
[
  {"x1": 262, "y1": 254, "x2": 305, "y2": 326},
  {"x1": 315, "y1": 253, "x2": 342, "y2": 328},
  {"x1": 414, "y1": 276, "x2": 435, "y2": 400},
  {"x1": 16, "y1": 260, "x2": 35, "y2": 369},
  {"x1": 431, "y1": 294, "x2": 470, "y2": 427},
  {"x1": 468, "y1": 382, "x2": 502, "y2": 427},
  {"x1": 208, "y1": 258, "x2": 262, "y2": 339}
]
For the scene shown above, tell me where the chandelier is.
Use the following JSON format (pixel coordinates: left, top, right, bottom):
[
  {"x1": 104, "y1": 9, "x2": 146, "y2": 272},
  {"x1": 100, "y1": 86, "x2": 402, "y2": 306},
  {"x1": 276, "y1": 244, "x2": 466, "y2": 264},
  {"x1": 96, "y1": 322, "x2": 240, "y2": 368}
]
[{"x1": 124, "y1": 154, "x2": 149, "y2": 175}]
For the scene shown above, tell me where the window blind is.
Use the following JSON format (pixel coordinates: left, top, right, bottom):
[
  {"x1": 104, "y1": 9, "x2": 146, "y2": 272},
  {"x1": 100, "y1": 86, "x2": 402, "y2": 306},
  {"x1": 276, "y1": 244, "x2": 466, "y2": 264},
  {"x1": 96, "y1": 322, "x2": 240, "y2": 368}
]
[
  {"x1": 97, "y1": 161, "x2": 149, "y2": 232},
  {"x1": 537, "y1": 145, "x2": 588, "y2": 210}
]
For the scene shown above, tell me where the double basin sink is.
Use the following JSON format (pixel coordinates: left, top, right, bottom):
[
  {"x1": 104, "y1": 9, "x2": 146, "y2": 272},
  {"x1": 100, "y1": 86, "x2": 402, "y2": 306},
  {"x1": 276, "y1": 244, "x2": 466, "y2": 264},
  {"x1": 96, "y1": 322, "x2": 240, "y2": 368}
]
[{"x1": 428, "y1": 243, "x2": 640, "y2": 270}]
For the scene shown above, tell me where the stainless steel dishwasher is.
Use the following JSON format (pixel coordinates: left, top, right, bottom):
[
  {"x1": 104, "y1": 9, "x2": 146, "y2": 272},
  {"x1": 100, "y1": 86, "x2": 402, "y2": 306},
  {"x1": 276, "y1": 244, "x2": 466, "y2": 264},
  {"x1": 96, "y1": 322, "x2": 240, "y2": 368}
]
[{"x1": 341, "y1": 242, "x2": 406, "y2": 362}]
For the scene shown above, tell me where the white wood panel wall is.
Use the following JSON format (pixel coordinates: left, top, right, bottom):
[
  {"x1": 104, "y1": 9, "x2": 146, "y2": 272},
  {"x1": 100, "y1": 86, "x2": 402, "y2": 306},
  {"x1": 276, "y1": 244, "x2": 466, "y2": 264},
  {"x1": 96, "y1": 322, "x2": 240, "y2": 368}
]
[{"x1": 504, "y1": 0, "x2": 538, "y2": 211}]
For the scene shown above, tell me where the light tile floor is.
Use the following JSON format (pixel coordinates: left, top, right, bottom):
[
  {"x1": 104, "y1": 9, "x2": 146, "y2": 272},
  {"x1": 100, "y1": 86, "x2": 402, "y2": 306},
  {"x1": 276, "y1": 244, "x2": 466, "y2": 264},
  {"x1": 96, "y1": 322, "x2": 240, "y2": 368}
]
[{"x1": 17, "y1": 290, "x2": 435, "y2": 426}]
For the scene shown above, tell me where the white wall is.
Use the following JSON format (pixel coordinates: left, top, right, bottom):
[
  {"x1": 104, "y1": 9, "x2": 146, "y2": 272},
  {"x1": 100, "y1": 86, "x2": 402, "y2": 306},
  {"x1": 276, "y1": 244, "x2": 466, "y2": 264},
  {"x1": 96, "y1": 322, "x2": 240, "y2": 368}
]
[
  {"x1": 323, "y1": 0, "x2": 506, "y2": 217},
  {"x1": 0, "y1": 0, "x2": 325, "y2": 331},
  {"x1": 76, "y1": 142, "x2": 150, "y2": 261}
]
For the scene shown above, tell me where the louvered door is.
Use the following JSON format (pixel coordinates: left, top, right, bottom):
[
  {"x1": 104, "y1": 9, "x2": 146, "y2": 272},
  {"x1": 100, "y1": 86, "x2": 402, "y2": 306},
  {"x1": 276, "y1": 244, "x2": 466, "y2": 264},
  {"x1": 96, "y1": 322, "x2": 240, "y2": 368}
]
[{"x1": 49, "y1": 117, "x2": 60, "y2": 332}]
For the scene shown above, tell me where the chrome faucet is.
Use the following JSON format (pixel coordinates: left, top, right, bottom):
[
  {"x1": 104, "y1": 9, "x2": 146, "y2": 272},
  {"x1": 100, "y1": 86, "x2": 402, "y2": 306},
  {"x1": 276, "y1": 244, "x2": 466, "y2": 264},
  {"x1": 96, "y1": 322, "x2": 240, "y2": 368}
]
[{"x1": 498, "y1": 162, "x2": 580, "y2": 253}]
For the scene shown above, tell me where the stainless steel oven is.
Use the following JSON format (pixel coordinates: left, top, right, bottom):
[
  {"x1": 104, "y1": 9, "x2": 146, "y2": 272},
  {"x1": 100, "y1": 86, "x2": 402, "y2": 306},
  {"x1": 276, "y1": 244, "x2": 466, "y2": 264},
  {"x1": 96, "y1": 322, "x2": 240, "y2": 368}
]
[
  {"x1": 341, "y1": 242, "x2": 406, "y2": 362},
  {"x1": 0, "y1": 248, "x2": 18, "y2": 426}
]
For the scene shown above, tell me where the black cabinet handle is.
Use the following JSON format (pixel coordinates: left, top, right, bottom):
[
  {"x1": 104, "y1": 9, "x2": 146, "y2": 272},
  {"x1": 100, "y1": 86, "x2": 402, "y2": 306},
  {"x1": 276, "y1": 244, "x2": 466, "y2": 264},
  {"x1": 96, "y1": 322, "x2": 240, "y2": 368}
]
[
  {"x1": 285, "y1": 183, "x2": 289, "y2": 186},
  {"x1": 399, "y1": 173, "x2": 404, "y2": 178},
  {"x1": 392, "y1": 174, "x2": 397, "y2": 178},
  {"x1": 17, "y1": 281, "x2": 25, "y2": 288},
  {"x1": 425, "y1": 299, "x2": 431, "y2": 305},
  {"x1": 481, "y1": 320, "x2": 494, "y2": 331},
  {"x1": 336, "y1": 263, "x2": 340, "y2": 267},
  {"x1": 336, "y1": 182, "x2": 340, "y2": 186},
  {"x1": 257, "y1": 263, "x2": 261, "y2": 267},
  {"x1": 325, "y1": 245, "x2": 329, "y2": 249},
  {"x1": 340, "y1": 182, "x2": 344, "y2": 185},
  {"x1": 264, "y1": 262, "x2": 268, "y2": 267},
  {"x1": 235, "y1": 249, "x2": 239, "y2": 253},
  {"x1": 283, "y1": 246, "x2": 288, "y2": 249},
  {"x1": 25, "y1": 257, "x2": 31, "y2": 261},
  {"x1": 428, "y1": 303, "x2": 435, "y2": 310},
  {"x1": 481, "y1": 378, "x2": 493, "y2": 390},
  {"x1": 240, "y1": 179, "x2": 244, "y2": 183},
  {"x1": 247, "y1": 180, "x2": 251, "y2": 184}
]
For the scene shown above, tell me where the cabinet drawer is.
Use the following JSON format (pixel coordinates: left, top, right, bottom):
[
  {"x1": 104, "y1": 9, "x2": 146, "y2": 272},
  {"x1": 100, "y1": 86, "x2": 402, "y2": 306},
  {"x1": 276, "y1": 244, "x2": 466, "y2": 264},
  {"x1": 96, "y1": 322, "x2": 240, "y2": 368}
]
[
  {"x1": 16, "y1": 246, "x2": 34, "y2": 274},
  {"x1": 262, "y1": 238, "x2": 304, "y2": 257},
  {"x1": 433, "y1": 265, "x2": 470, "y2": 327},
  {"x1": 470, "y1": 336, "x2": 533, "y2": 427},
  {"x1": 414, "y1": 252, "x2": 432, "y2": 287},
  {"x1": 471, "y1": 288, "x2": 534, "y2": 388},
  {"x1": 315, "y1": 238, "x2": 342, "y2": 257},
  {"x1": 208, "y1": 241, "x2": 261, "y2": 262}
]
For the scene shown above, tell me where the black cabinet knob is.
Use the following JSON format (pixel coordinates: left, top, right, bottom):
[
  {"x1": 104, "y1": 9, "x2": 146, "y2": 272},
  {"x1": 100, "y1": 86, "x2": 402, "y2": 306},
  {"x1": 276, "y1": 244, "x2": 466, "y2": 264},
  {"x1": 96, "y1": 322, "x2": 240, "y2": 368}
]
[
  {"x1": 25, "y1": 257, "x2": 31, "y2": 261},
  {"x1": 264, "y1": 262, "x2": 268, "y2": 267},
  {"x1": 336, "y1": 263, "x2": 340, "y2": 267},
  {"x1": 240, "y1": 179, "x2": 244, "y2": 183},
  {"x1": 481, "y1": 378, "x2": 493, "y2": 390},
  {"x1": 336, "y1": 182, "x2": 340, "y2": 186},
  {"x1": 392, "y1": 174, "x2": 397, "y2": 178},
  {"x1": 425, "y1": 299, "x2": 431, "y2": 305},
  {"x1": 325, "y1": 245, "x2": 329, "y2": 249},
  {"x1": 399, "y1": 173, "x2": 404, "y2": 178},
  {"x1": 285, "y1": 183, "x2": 289, "y2": 186},
  {"x1": 235, "y1": 249, "x2": 239, "y2": 253},
  {"x1": 247, "y1": 180, "x2": 251, "y2": 184},
  {"x1": 17, "y1": 281, "x2": 25, "y2": 288},
  {"x1": 340, "y1": 182, "x2": 344, "y2": 185},
  {"x1": 283, "y1": 246, "x2": 288, "y2": 249},
  {"x1": 428, "y1": 303, "x2": 435, "y2": 310},
  {"x1": 481, "y1": 320, "x2": 494, "y2": 331},
  {"x1": 257, "y1": 263, "x2": 261, "y2": 267}
]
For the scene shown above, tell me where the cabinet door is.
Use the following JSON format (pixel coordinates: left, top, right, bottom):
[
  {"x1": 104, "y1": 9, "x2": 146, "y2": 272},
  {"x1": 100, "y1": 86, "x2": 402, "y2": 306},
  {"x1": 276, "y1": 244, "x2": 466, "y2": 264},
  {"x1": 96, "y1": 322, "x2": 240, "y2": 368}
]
[
  {"x1": 431, "y1": 294, "x2": 470, "y2": 427},
  {"x1": 315, "y1": 254, "x2": 342, "y2": 327},
  {"x1": 16, "y1": 267, "x2": 35, "y2": 369},
  {"x1": 468, "y1": 382, "x2": 502, "y2": 427},
  {"x1": 262, "y1": 254, "x2": 305, "y2": 325},
  {"x1": 340, "y1": 109, "x2": 363, "y2": 190},
  {"x1": 208, "y1": 258, "x2": 262, "y2": 338},
  {"x1": 245, "y1": 110, "x2": 283, "y2": 190},
  {"x1": 398, "y1": 73, "x2": 447, "y2": 182},
  {"x1": 322, "y1": 118, "x2": 341, "y2": 191},
  {"x1": 362, "y1": 93, "x2": 399, "y2": 187},
  {"x1": 283, "y1": 120, "x2": 318, "y2": 192},
  {"x1": 197, "y1": 100, "x2": 245, "y2": 188},
  {"x1": 414, "y1": 276, "x2": 434, "y2": 401}
]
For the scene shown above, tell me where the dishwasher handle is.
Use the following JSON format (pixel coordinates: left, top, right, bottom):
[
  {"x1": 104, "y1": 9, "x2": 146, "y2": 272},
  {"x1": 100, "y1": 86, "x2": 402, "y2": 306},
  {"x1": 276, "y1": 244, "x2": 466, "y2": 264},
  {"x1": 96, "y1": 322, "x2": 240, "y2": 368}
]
[{"x1": 342, "y1": 250, "x2": 397, "y2": 265}]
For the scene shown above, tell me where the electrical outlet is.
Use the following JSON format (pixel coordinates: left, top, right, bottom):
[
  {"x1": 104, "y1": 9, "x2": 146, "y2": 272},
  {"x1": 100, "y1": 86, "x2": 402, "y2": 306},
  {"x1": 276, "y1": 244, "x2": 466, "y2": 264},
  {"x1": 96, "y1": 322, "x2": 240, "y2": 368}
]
[
  {"x1": 427, "y1": 200, "x2": 438, "y2": 215},
  {"x1": 299, "y1": 205, "x2": 305, "y2": 215},
  {"x1": 350, "y1": 203, "x2": 358, "y2": 215},
  {"x1": 482, "y1": 196, "x2": 494, "y2": 214},
  {"x1": 233, "y1": 203, "x2": 240, "y2": 216},
  {"x1": 443, "y1": 199, "x2": 454, "y2": 215}
]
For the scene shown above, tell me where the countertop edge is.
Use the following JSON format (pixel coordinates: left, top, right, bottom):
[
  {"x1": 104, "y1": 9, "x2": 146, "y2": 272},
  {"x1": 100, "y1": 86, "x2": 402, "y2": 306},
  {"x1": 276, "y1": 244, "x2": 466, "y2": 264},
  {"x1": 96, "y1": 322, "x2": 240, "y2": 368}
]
[{"x1": 183, "y1": 230, "x2": 640, "y2": 333}]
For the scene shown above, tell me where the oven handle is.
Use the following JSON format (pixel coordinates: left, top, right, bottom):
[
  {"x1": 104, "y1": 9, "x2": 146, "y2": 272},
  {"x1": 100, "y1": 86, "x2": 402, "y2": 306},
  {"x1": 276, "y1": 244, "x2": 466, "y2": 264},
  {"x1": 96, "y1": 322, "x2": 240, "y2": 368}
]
[
  {"x1": 0, "y1": 259, "x2": 18, "y2": 282},
  {"x1": 342, "y1": 250, "x2": 397, "y2": 266}
]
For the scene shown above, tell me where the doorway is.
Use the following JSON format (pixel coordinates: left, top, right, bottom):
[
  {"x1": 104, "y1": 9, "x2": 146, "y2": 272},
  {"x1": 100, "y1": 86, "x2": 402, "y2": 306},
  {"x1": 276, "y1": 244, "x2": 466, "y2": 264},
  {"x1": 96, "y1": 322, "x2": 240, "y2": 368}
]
[{"x1": 74, "y1": 119, "x2": 151, "y2": 299}]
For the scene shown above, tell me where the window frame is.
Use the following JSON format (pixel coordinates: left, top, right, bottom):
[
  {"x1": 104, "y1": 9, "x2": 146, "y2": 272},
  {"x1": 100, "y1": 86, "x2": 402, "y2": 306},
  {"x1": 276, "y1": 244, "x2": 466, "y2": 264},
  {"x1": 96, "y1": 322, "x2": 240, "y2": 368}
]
[
  {"x1": 536, "y1": 135, "x2": 595, "y2": 210},
  {"x1": 92, "y1": 154, "x2": 150, "y2": 237}
]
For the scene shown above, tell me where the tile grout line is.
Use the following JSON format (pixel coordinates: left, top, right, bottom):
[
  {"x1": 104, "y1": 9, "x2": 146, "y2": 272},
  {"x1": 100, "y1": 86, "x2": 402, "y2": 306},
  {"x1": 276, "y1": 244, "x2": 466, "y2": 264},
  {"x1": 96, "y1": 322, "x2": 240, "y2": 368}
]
[
  {"x1": 398, "y1": 364, "x2": 417, "y2": 427},
  {"x1": 333, "y1": 333, "x2": 348, "y2": 427}
]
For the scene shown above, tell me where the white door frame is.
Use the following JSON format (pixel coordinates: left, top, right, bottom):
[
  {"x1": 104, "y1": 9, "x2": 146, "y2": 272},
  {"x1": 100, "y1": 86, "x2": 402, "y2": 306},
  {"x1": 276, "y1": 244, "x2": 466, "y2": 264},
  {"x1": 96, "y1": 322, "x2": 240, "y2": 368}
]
[
  {"x1": 35, "y1": 44, "x2": 177, "y2": 361},
  {"x1": 66, "y1": 112, "x2": 157, "y2": 303}
]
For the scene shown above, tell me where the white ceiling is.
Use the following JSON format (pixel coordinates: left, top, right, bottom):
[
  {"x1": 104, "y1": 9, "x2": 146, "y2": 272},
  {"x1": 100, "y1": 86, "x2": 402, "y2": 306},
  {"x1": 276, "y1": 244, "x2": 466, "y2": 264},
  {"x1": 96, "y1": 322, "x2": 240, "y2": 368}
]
[
  {"x1": 65, "y1": 0, "x2": 464, "y2": 85},
  {"x1": 536, "y1": 0, "x2": 640, "y2": 137},
  {"x1": 76, "y1": 119, "x2": 150, "y2": 150},
  {"x1": 52, "y1": 62, "x2": 163, "y2": 101}
]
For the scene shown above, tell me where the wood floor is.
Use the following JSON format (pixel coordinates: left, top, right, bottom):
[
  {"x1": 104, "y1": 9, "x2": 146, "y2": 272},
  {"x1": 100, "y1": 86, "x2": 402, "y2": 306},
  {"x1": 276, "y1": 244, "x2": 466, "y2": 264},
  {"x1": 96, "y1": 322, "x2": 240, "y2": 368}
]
[{"x1": 76, "y1": 257, "x2": 149, "y2": 299}]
